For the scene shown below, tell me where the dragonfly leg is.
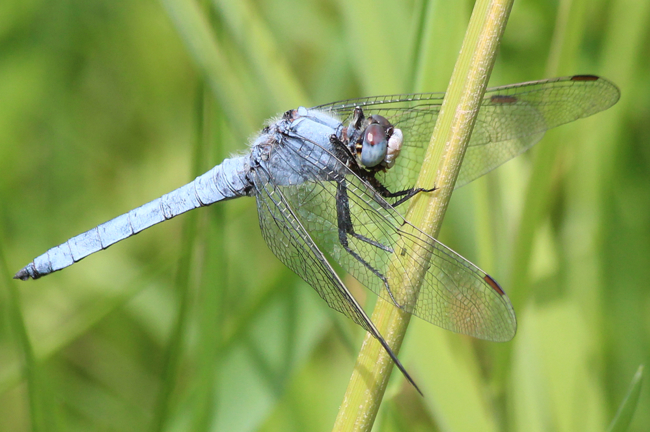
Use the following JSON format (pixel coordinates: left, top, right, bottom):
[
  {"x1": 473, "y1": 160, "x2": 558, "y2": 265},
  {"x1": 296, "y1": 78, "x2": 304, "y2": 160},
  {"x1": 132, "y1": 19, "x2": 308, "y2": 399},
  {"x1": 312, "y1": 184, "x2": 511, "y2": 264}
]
[
  {"x1": 386, "y1": 187, "x2": 437, "y2": 207},
  {"x1": 367, "y1": 176, "x2": 437, "y2": 207},
  {"x1": 336, "y1": 180, "x2": 403, "y2": 309}
]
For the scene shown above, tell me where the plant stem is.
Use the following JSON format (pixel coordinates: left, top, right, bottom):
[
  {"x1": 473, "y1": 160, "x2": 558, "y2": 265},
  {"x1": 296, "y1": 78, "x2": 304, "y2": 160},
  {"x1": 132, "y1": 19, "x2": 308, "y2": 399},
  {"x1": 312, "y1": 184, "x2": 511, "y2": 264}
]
[
  {"x1": 332, "y1": 1, "x2": 514, "y2": 430},
  {"x1": 1, "y1": 244, "x2": 45, "y2": 432}
]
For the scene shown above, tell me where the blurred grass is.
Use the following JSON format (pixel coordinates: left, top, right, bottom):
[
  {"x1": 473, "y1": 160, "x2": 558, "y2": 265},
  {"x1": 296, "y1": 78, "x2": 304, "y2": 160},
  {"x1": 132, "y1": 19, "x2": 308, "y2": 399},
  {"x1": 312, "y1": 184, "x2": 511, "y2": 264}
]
[
  {"x1": 1, "y1": 0, "x2": 649, "y2": 431},
  {"x1": 608, "y1": 365, "x2": 643, "y2": 432}
]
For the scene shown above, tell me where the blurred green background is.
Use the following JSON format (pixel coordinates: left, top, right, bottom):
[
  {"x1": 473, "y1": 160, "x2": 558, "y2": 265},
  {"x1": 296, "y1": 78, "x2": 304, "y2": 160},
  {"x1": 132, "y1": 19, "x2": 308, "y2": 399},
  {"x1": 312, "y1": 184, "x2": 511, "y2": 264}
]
[{"x1": 1, "y1": 0, "x2": 649, "y2": 430}]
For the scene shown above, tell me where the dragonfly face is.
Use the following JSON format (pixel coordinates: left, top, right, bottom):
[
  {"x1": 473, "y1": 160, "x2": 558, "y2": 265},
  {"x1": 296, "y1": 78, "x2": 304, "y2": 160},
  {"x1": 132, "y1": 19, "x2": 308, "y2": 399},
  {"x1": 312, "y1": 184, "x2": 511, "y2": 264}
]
[{"x1": 343, "y1": 108, "x2": 404, "y2": 171}]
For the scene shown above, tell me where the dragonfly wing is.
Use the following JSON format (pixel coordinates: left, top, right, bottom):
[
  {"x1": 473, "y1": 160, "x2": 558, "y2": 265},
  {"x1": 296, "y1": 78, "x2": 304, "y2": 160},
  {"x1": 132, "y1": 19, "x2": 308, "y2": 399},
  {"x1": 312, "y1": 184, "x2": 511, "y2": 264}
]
[
  {"x1": 251, "y1": 164, "x2": 422, "y2": 390},
  {"x1": 251, "y1": 166, "x2": 372, "y2": 331},
  {"x1": 273, "y1": 132, "x2": 517, "y2": 342},
  {"x1": 457, "y1": 75, "x2": 621, "y2": 188},
  {"x1": 316, "y1": 76, "x2": 620, "y2": 193}
]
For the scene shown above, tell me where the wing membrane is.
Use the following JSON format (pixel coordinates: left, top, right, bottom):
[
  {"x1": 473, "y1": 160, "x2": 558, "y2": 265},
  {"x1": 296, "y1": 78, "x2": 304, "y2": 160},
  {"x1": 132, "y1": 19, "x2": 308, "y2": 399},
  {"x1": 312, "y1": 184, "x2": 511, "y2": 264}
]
[
  {"x1": 251, "y1": 166, "x2": 371, "y2": 331},
  {"x1": 251, "y1": 164, "x2": 422, "y2": 389},
  {"x1": 251, "y1": 75, "x2": 620, "y2": 342},
  {"x1": 315, "y1": 76, "x2": 620, "y2": 192},
  {"x1": 269, "y1": 132, "x2": 517, "y2": 341}
]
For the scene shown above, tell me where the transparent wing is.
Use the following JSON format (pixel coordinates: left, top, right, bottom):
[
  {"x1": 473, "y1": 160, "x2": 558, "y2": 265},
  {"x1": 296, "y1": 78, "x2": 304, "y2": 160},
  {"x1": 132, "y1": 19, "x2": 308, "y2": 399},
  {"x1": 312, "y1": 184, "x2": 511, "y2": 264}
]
[
  {"x1": 251, "y1": 166, "x2": 372, "y2": 332},
  {"x1": 265, "y1": 133, "x2": 517, "y2": 342},
  {"x1": 250, "y1": 164, "x2": 422, "y2": 389},
  {"x1": 315, "y1": 75, "x2": 620, "y2": 192}
]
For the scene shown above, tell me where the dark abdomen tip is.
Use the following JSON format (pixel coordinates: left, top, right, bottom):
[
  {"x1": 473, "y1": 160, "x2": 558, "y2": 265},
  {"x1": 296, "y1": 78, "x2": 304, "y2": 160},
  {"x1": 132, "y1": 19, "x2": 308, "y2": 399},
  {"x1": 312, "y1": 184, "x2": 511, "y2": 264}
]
[{"x1": 14, "y1": 268, "x2": 30, "y2": 281}]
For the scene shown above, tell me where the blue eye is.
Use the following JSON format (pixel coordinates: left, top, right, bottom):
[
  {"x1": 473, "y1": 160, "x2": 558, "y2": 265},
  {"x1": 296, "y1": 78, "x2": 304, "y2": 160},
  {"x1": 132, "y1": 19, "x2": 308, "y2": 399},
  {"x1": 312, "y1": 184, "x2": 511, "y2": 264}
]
[{"x1": 361, "y1": 123, "x2": 388, "y2": 168}]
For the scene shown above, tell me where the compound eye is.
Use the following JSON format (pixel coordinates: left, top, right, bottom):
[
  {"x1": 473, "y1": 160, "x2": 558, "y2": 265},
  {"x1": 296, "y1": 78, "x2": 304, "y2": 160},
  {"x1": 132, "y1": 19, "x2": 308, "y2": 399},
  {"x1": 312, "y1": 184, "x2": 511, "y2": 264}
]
[
  {"x1": 368, "y1": 114, "x2": 391, "y2": 128},
  {"x1": 360, "y1": 123, "x2": 388, "y2": 168}
]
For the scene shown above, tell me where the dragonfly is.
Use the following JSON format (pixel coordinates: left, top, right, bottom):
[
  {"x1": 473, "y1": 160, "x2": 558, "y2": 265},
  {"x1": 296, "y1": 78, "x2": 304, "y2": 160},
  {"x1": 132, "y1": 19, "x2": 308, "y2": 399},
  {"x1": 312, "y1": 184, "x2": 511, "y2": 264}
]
[{"x1": 15, "y1": 75, "x2": 620, "y2": 393}]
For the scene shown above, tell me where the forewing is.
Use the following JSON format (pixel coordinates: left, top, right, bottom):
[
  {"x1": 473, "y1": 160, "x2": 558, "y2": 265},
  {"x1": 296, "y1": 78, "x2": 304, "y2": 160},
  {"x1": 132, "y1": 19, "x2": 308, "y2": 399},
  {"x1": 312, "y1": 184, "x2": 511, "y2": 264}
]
[
  {"x1": 458, "y1": 75, "x2": 620, "y2": 187},
  {"x1": 271, "y1": 132, "x2": 517, "y2": 342},
  {"x1": 315, "y1": 76, "x2": 620, "y2": 192}
]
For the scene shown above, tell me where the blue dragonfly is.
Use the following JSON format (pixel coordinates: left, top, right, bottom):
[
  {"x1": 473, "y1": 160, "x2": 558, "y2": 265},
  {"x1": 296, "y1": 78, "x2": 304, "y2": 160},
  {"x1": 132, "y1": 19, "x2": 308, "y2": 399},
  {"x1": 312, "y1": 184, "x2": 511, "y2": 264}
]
[{"x1": 15, "y1": 75, "x2": 620, "y2": 392}]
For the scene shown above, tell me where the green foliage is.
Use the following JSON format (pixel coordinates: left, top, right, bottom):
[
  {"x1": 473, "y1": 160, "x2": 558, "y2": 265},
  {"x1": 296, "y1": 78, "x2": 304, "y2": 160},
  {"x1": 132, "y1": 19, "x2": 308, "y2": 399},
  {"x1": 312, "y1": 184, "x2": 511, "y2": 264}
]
[
  {"x1": 608, "y1": 366, "x2": 644, "y2": 432},
  {"x1": 0, "y1": 0, "x2": 648, "y2": 430}
]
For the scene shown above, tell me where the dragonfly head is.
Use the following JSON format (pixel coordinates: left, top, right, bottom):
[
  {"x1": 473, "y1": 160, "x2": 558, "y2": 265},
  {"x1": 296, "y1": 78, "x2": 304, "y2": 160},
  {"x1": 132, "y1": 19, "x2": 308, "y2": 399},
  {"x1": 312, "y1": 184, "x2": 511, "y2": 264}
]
[{"x1": 360, "y1": 115, "x2": 402, "y2": 169}]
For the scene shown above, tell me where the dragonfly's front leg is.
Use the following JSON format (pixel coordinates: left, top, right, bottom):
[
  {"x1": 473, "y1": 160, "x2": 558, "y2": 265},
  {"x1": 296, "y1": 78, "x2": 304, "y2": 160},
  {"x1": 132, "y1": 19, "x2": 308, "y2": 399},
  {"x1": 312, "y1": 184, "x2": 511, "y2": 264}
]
[
  {"x1": 366, "y1": 176, "x2": 437, "y2": 207},
  {"x1": 335, "y1": 179, "x2": 404, "y2": 308},
  {"x1": 328, "y1": 133, "x2": 435, "y2": 208}
]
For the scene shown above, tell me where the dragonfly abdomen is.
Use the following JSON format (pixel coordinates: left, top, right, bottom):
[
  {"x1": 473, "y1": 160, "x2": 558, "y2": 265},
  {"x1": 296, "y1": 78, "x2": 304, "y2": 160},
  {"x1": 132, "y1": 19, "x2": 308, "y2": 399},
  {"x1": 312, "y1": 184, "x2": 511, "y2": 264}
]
[{"x1": 14, "y1": 156, "x2": 251, "y2": 280}]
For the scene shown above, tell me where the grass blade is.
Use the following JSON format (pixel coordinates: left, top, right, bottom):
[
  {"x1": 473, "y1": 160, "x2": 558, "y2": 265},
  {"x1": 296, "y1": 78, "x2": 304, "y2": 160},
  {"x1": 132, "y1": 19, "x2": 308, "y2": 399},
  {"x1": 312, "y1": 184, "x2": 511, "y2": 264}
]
[
  {"x1": 332, "y1": 0, "x2": 514, "y2": 429},
  {"x1": 607, "y1": 365, "x2": 644, "y2": 432},
  {"x1": 0, "y1": 230, "x2": 45, "y2": 431},
  {"x1": 212, "y1": 0, "x2": 308, "y2": 108},
  {"x1": 159, "y1": 0, "x2": 257, "y2": 133}
]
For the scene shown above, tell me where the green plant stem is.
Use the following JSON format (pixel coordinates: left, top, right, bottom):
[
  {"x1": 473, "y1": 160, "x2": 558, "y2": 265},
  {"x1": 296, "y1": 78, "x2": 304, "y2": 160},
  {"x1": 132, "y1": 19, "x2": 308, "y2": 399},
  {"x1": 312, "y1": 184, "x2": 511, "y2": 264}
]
[
  {"x1": 150, "y1": 184, "x2": 201, "y2": 432},
  {"x1": 332, "y1": 1, "x2": 513, "y2": 430},
  {"x1": 607, "y1": 365, "x2": 644, "y2": 432},
  {"x1": 159, "y1": 0, "x2": 257, "y2": 133},
  {"x1": 507, "y1": 0, "x2": 587, "y2": 311},
  {"x1": 1, "y1": 250, "x2": 45, "y2": 432},
  {"x1": 150, "y1": 36, "x2": 213, "y2": 432}
]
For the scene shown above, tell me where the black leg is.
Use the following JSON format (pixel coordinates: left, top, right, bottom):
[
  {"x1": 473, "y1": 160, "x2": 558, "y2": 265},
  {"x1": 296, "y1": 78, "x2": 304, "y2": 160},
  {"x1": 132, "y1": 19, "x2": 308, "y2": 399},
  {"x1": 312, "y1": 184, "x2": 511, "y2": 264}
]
[
  {"x1": 328, "y1": 132, "x2": 434, "y2": 209},
  {"x1": 366, "y1": 176, "x2": 436, "y2": 207},
  {"x1": 386, "y1": 186, "x2": 437, "y2": 207},
  {"x1": 336, "y1": 179, "x2": 405, "y2": 308}
]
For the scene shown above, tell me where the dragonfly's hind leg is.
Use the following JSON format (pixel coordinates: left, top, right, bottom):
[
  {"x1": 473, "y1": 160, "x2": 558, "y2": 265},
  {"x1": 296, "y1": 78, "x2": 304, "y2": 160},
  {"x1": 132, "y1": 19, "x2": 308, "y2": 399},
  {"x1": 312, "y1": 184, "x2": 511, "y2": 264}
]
[{"x1": 335, "y1": 180, "x2": 404, "y2": 309}]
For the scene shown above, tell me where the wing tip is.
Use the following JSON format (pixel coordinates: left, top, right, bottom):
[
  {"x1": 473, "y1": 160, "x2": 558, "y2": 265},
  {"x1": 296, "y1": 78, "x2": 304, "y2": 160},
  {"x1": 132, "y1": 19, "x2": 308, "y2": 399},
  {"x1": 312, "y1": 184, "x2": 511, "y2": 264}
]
[
  {"x1": 482, "y1": 273, "x2": 518, "y2": 342},
  {"x1": 571, "y1": 75, "x2": 621, "y2": 107}
]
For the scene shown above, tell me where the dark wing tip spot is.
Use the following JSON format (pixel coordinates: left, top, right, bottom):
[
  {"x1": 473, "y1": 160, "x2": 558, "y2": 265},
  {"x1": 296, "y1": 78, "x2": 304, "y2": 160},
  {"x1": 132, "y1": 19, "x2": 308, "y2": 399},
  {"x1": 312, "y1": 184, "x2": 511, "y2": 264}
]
[
  {"x1": 570, "y1": 74, "x2": 599, "y2": 81},
  {"x1": 490, "y1": 95, "x2": 518, "y2": 104},
  {"x1": 484, "y1": 274, "x2": 505, "y2": 295}
]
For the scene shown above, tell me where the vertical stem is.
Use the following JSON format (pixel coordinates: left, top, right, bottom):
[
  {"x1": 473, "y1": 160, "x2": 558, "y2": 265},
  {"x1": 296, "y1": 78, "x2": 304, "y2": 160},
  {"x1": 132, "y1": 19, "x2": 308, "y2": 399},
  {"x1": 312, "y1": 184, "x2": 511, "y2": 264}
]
[
  {"x1": 1, "y1": 250, "x2": 45, "y2": 432},
  {"x1": 150, "y1": 24, "x2": 213, "y2": 432},
  {"x1": 192, "y1": 4, "x2": 230, "y2": 430},
  {"x1": 332, "y1": 0, "x2": 514, "y2": 430}
]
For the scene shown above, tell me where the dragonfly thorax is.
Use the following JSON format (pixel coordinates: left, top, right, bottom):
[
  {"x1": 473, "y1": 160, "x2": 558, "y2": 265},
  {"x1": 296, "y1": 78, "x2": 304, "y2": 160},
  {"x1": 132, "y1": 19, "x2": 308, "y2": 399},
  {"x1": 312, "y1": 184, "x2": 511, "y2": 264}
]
[{"x1": 276, "y1": 106, "x2": 403, "y2": 174}]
